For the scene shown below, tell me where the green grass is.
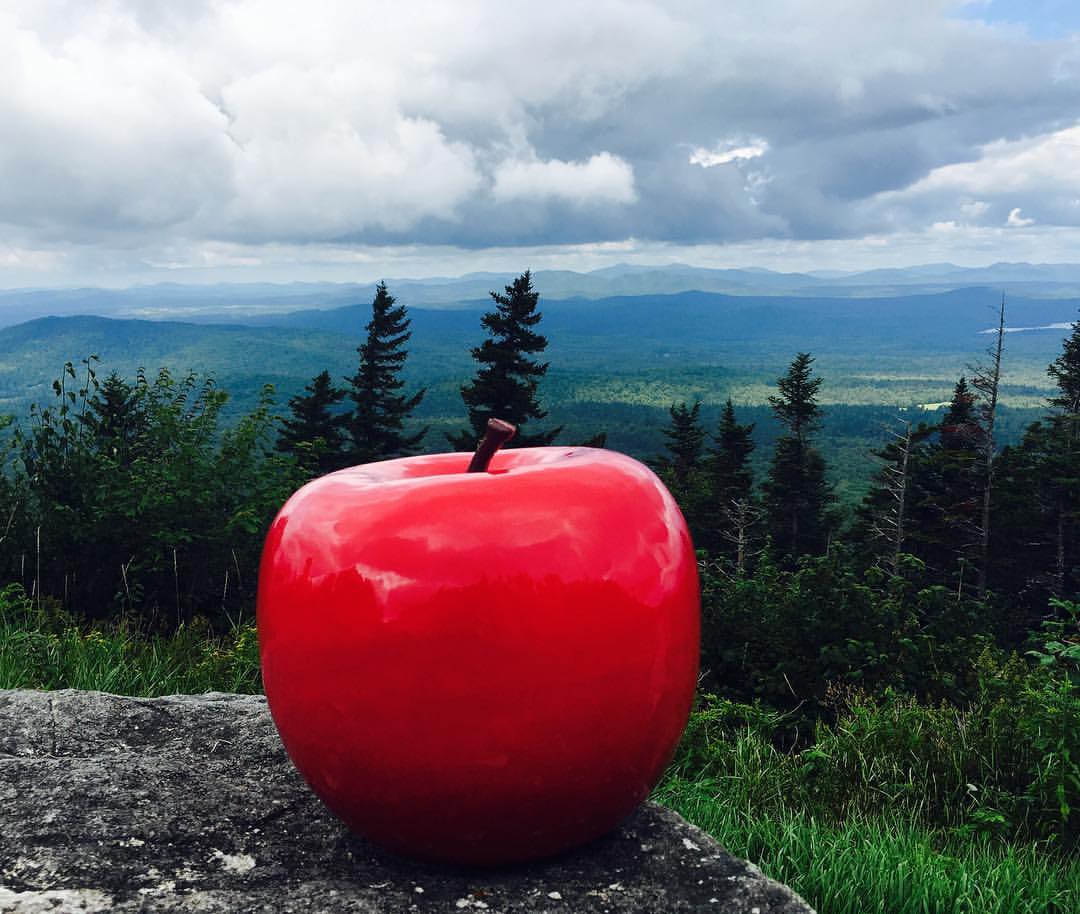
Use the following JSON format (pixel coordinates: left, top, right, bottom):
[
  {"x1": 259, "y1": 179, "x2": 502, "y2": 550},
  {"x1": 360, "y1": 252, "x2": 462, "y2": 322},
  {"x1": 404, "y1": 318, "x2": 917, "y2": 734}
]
[
  {"x1": 3, "y1": 582, "x2": 1076, "y2": 913},
  {"x1": 656, "y1": 775, "x2": 1079, "y2": 914},
  {"x1": 0, "y1": 585, "x2": 260, "y2": 695}
]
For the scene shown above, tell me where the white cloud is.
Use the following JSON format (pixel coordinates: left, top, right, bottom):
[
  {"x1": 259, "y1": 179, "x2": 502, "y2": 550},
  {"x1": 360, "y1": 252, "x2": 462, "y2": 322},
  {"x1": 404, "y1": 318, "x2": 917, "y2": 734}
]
[
  {"x1": 492, "y1": 153, "x2": 637, "y2": 205},
  {"x1": 959, "y1": 199, "x2": 990, "y2": 218},
  {"x1": 0, "y1": 0, "x2": 1077, "y2": 282},
  {"x1": 906, "y1": 125, "x2": 1080, "y2": 196},
  {"x1": 689, "y1": 139, "x2": 769, "y2": 168},
  {"x1": 218, "y1": 65, "x2": 482, "y2": 238},
  {"x1": 1006, "y1": 207, "x2": 1035, "y2": 227}
]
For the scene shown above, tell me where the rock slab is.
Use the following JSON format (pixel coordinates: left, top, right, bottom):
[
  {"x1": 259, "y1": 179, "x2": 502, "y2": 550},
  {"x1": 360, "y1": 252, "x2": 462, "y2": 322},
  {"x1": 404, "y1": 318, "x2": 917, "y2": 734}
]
[{"x1": 0, "y1": 689, "x2": 814, "y2": 913}]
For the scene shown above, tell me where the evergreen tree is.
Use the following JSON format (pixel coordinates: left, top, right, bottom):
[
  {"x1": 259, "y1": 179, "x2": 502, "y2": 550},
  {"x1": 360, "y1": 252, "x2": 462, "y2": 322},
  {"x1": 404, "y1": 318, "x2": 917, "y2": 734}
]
[
  {"x1": 763, "y1": 353, "x2": 832, "y2": 561},
  {"x1": 990, "y1": 424, "x2": 1058, "y2": 625},
  {"x1": 346, "y1": 283, "x2": 426, "y2": 463},
  {"x1": 1048, "y1": 313, "x2": 1080, "y2": 415},
  {"x1": 449, "y1": 271, "x2": 558, "y2": 449},
  {"x1": 650, "y1": 401, "x2": 708, "y2": 536},
  {"x1": 703, "y1": 399, "x2": 758, "y2": 563},
  {"x1": 917, "y1": 377, "x2": 984, "y2": 589},
  {"x1": 1042, "y1": 315, "x2": 1080, "y2": 597},
  {"x1": 276, "y1": 370, "x2": 347, "y2": 475},
  {"x1": 939, "y1": 376, "x2": 983, "y2": 454},
  {"x1": 84, "y1": 371, "x2": 145, "y2": 466},
  {"x1": 971, "y1": 314, "x2": 1080, "y2": 618},
  {"x1": 708, "y1": 399, "x2": 755, "y2": 505},
  {"x1": 855, "y1": 420, "x2": 935, "y2": 574},
  {"x1": 658, "y1": 401, "x2": 706, "y2": 489},
  {"x1": 769, "y1": 352, "x2": 823, "y2": 444}
]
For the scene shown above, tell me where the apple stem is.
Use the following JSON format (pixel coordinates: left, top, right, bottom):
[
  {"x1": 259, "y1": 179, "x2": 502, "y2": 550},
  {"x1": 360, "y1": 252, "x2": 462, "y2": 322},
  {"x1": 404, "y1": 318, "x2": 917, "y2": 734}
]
[{"x1": 468, "y1": 418, "x2": 517, "y2": 472}]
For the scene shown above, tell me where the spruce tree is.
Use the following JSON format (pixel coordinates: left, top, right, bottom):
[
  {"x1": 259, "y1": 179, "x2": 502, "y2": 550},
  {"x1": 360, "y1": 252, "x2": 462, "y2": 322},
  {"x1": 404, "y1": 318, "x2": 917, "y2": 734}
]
[
  {"x1": 703, "y1": 399, "x2": 758, "y2": 562},
  {"x1": 916, "y1": 377, "x2": 984, "y2": 590},
  {"x1": 1042, "y1": 315, "x2": 1080, "y2": 597},
  {"x1": 990, "y1": 424, "x2": 1058, "y2": 620},
  {"x1": 855, "y1": 420, "x2": 935, "y2": 574},
  {"x1": 708, "y1": 399, "x2": 755, "y2": 506},
  {"x1": 449, "y1": 271, "x2": 558, "y2": 449},
  {"x1": 658, "y1": 401, "x2": 706, "y2": 490},
  {"x1": 1048, "y1": 313, "x2": 1080, "y2": 416},
  {"x1": 990, "y1": 317, "x2": 1080, "y2": 612},
  {"x1": 277, "y1": 370, "x2": 347, "y2": 475},
  {"x1": 650, "y1": 401, "x2": 708, "y2": 536},
  {"x1": 346, "y1": 282, "x2": 427, "y2": 463},
  {"x1": 84, "y1": 371, "x2": 145, "y2": 466},
  {"x1": 763, "y1": 353, "x2": 831, "y2": 561}
]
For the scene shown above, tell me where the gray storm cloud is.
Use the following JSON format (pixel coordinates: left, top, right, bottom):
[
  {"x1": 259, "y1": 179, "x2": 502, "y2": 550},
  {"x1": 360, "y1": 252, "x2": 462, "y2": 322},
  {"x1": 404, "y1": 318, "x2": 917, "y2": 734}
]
[{"x1": 0, "y1": 0, "x2": 1077, "y2": 277}]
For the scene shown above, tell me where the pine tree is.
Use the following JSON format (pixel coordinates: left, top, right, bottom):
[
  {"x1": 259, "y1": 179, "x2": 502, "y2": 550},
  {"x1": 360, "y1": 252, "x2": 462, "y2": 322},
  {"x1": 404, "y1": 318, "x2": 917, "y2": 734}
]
[
  {"x1": 700, "y1": 399, "x2": 758, "y2": 560},
  {"x1": 449, "y1": 271, "x2": 558, "y2": 449},
  {"x1": 708, "y1": 399, "x2": 755, "y2": 506},
  {"x1": 276, "y1": 370, "x2": 347, "y2": 475},
  {"x1": 650, "y1": 401, "x2": 708, "y2": 536},
  {"x1": 916, "y1": 377, "x2": 984, "y2": 590},
  {"x1": 1042, "y1": 314, "x2": 1080, "y2": 597},
  {"x1": 856, "y1": 420, "x2": 935, "y2": 574},
  {"x1": 84, "y1": 371, "x2": 145, "y2": 466},
  {"x1": 991, "y1": 313, "x2": 1080, "y2": 616},
  {"x1": 763, "y1": 353, "x2": 831, "y2": 561},
  {"x1": 658, "y1": 401, "x2": 706, "y2": 489},
  {"x1": 346, "y1": 282, "x2": 427, "y2": 463}
]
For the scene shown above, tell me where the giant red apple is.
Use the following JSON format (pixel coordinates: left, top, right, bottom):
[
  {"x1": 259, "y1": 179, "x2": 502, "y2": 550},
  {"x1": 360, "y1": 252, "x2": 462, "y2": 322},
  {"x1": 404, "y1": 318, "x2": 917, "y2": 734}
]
[{"x1": 256, "y1": 426, "x2": 699, "y2": 865}]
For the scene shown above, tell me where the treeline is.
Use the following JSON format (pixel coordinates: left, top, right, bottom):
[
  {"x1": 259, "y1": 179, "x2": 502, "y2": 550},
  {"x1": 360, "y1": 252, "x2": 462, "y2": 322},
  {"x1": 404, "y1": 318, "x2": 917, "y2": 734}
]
[
  {"x1": 0, "y1": 270, "x2": 1077, "y2": 846},
  {"x1": 648, "y1": 317, "x2": 1080, "y2": 847},
  {"x1": 652, "y1": 317, "x2": 1079, "y2": 639},
  {"x1": 1, "y1": 271, "x2": 1077, "y2": 635},
  {"x1": 0, "y1": 272, "x2": 560, "y2": 626}
]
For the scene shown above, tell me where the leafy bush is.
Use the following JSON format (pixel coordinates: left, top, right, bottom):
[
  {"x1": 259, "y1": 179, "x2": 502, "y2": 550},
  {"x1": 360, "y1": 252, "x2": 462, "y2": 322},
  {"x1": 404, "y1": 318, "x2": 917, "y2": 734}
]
[
  {"x1": 700, "y1": 549, "x2": 994, "y2": 721},
  {"x1": 674, "y1": 619, "x2": 1080, "y2": 850},
  {"x1": 0, "y1": 361, "x2": 303, "y2": 627}
]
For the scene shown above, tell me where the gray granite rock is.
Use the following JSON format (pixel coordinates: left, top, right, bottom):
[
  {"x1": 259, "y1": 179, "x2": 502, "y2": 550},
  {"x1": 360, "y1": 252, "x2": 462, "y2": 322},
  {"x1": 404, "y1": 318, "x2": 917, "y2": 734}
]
[{"x1": 0, "y1": 689, "x2": 814, "y2": 913}]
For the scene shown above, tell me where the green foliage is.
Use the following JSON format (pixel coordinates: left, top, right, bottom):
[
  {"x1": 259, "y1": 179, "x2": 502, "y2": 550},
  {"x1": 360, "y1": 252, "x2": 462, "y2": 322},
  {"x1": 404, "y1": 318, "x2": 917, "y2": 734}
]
[
  {"x1": 276, "y1": 369, "x2": 347, "y2": 476},
  {"x1": 854, "y1": 420, "x2": 936, "y2": 574},
  {"x1": 768, "y1": 351, "x2": 823, "y2": 441},
  {"x1": 0, "y1": 584, "x2": 260, "y2": 695},
  {"x1": 699, "y1": 551, "x2": 992, "y2": 717},
  {"x1": 345, "y1": 282, "x2": 427, "y2": 463},
  {"x1": 2, "y1": 362, "x2": 301, "y2": 627},
  {"x1": 763, "y1": 353, "x2": 834, "y2": 560},
  {"x1": 707, "y1": 399, "x2": 755, "y2": 506},
  {"x1": 655, "y1": 400, "x2": 706, "y2": 488},
  {"x1": 1047, "y1": 311, "x2": 1080, "y2": 415},
  {"x1": 673, "y1": 626, "x2": 1080, "y2": 849},
  {"x1": 450, "y1": 271, "x2": 560, "y2": 449},
  {"x1": 658, "y1": 775, "x2": 1079, "y2": 914}
]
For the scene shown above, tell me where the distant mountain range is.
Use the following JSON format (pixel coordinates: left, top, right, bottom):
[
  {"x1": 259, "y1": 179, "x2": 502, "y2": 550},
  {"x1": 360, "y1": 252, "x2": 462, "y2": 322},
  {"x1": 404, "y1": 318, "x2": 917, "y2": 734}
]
[
  {"x1": 0, "y1": 274, "x2": 1074, "y2": 487},
  {"x1": 0, "y1": 286, "x2": 1073, "y2": 416},
  {"x1": 2, "y1": 261, "x2": 1080, "y2": 328}
]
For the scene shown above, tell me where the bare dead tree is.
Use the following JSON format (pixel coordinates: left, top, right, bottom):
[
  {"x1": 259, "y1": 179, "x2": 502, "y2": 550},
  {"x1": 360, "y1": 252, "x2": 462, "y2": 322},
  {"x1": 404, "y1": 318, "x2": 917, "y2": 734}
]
[
  {"x1": 971, "y1": 293, "x2": 1006, "y2": 599},
  {"x1": 868, "y1": 421, "x2": 916, "y2": 576},
  {"x1": 720, "y1": 497, "x2": 766, "y2": 579}
]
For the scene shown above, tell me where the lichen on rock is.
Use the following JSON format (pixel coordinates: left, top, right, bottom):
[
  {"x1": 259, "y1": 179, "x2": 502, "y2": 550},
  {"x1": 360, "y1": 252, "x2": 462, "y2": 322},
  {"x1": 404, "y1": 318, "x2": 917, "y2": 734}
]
[{"x1": 0, "y1": 689, "x2": 814, "y2": 913}]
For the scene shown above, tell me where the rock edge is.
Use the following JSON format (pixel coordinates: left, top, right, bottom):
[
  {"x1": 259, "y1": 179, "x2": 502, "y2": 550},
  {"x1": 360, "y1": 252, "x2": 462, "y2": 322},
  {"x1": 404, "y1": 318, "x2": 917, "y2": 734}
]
[{"x1": 0, "y1": 689, "x2": 814, "y2": 913}]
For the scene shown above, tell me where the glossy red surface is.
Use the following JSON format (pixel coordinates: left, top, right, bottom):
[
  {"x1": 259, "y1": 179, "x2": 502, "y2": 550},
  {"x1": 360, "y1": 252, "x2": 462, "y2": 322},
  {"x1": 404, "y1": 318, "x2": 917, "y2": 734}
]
[{"x1": 257, "y1": 446, "x2": 700, "y2": 865}]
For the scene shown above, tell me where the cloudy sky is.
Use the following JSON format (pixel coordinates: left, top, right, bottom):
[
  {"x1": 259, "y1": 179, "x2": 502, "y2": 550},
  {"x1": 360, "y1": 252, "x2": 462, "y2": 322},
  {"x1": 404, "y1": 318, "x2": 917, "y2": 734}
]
[{"x1": 1, "y1": 0, "x2": 1079, "y2": 286}]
